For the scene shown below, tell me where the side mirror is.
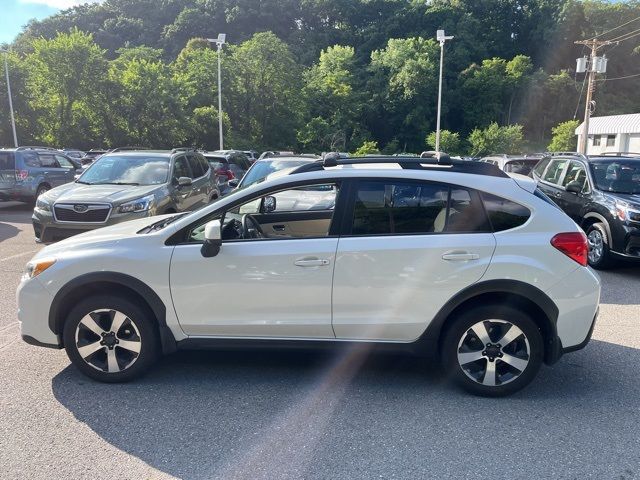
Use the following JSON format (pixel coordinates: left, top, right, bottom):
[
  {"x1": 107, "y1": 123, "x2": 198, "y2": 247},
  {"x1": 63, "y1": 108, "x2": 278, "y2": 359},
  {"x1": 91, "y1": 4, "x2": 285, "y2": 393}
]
[
  {"x1": 566, "y1": 181, "x2": 582, "y2": 194},
  {"x1": 228, "y1": 179, "x2": 239, "y2": 188},
  {"x1": 178, "y1": 176, "x2": 192, "y2": 187},
  {"x1": 201, "y1": 219, "x2": 222, "y2": 258},
  {"x1": 262, "y1": 195, "x2": 276, "y2": 213}
]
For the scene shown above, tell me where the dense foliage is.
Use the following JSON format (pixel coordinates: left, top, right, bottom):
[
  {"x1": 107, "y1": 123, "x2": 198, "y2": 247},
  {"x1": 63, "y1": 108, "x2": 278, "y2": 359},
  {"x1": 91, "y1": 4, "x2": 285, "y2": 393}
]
[{"x1": 1, "y1": 0, "x2": 639, "y2": 154}]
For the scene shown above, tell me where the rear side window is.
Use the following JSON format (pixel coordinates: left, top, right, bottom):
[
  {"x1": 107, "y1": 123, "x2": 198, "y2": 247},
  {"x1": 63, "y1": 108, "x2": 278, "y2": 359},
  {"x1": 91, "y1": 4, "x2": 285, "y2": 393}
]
[
  {"x1": 0, "y1": 152, "x2": 14, "y2": 170},
  {"x1": 481, "y1": 193, "x2": 531, "y2": 232},
  {"x1": 351, "y1": 181, "x2": 489, "y2": 235},
  {"x1": 188, "y1": 155, "x2": 205, "y2": 178}
]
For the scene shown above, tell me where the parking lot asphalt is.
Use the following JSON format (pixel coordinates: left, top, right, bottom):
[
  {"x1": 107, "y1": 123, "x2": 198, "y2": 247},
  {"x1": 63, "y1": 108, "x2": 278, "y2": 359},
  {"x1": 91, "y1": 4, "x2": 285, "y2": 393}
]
[{"x1": 1, "y1": 200, "x2": 639, "y2": 480}]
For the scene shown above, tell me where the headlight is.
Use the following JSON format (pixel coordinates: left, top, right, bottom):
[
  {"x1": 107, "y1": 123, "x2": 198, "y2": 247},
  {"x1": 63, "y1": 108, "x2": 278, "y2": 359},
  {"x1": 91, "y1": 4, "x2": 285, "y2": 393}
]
[
  {"x1": 23, "y1": 259, "x2": 56, "y2": 280},
  {"x1": 615, "y1": 201, "x2": 640, "y2": 223},
  {"x1": 35, "y1": 197, "x2": 50, "y2": 212},
  {"x1": 117, "y1": 194, "x2": 154, "y2": 214}
]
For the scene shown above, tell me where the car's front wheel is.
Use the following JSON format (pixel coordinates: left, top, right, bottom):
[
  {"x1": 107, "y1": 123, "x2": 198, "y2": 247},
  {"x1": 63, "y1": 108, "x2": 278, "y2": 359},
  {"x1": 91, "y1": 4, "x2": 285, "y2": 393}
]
[
  {"x1": 586, "y1": 222, "x2": 614, "y2": 269},
  {"x1": 442, "y1": 305, "x2": 543, "y2": 396},
  {"x1": 62, "y1": 295, "x2": 159, "y2": 382}
]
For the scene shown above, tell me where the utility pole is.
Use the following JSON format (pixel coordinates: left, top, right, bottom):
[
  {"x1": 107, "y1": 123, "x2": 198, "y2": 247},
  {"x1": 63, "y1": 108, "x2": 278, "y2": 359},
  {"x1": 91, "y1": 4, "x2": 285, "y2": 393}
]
[
  {"x1": 0, "y1": 49, "x2": 18, "y2": 147},
  {"x1": 575, "y1": 38, "x2": 612, "y2": 154},
  {"x1": 435, "y1": 30, "x2": 453, "y2": 155}
]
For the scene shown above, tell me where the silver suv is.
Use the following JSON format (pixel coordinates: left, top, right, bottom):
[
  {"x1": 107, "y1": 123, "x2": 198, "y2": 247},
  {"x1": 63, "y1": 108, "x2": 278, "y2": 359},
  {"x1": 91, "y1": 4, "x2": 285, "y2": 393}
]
[
  {"x1": 32, "y1": 149, "x2": 220, "y2": 243},
  {"x1": 0, "y1": 146, "x2": 82, "y2": 202}
]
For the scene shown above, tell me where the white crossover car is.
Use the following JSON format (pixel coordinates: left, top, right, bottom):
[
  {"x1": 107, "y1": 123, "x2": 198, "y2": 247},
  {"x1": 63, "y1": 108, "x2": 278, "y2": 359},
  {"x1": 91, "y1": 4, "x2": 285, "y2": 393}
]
[{"x1": 17, "y1": 155, "x2": 600, "y2": 396}]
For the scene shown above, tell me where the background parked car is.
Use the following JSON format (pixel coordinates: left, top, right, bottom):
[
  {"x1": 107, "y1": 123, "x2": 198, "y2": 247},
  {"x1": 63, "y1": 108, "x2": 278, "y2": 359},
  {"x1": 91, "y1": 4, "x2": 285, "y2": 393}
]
[
  {"x1": 243, "y1": 150, "x2": 258, "y2": 163},
  {"x1": 79, "y1": 149, "x2": 108, "y2": 166},
  {"x1": 32, "y1": 149, "x2": 219, "y2": 243},
  {"x1": 61, "y1": 149, "x2": 86, "y2": 160},
  {"x1": 236, "y1": 155, "x2": 321, "y2": 189},
  {"x1": 532, "y1": 152, "x2": 640, "y2": 268},
  {"x1": 479, "y1": 154, "x2": 543, "y2": 176},
  {"x1": 202, "y1": 150, "x2": 252, "y2": 191},
  {"x1": 0, "y1": 146, "x2": 82, "y2": 203}
]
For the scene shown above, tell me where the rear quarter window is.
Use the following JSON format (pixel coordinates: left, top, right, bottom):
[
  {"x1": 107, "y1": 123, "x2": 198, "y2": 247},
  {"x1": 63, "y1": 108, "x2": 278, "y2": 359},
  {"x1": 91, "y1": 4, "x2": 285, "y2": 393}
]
[
  {"x1": 533, "y1": 157, "x2": 551, "y2": 177},
  {"x1": 481, "y1": 192, "x2": 531, "y2": 232},
  {"x1": 0, "y1": 152, "x2": 15, "y2": 170}
]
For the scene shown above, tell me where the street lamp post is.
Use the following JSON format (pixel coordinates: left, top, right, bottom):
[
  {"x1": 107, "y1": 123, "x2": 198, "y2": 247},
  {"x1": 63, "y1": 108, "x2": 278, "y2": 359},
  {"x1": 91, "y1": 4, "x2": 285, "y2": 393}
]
[
  {"x1": 435, "y1": 30, "x2": 453, "y2": 155},
  {"x1": 207, "y1": 34, "x2": 226, "y2": 150},
  {"x1": 0, "y1": 49, "x2": 18, "y2": 147}
]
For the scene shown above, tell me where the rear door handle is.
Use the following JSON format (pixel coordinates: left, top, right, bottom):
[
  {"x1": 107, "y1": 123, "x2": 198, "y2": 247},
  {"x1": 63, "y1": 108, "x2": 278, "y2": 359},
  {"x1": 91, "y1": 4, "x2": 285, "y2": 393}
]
[
  {"x1": 273, "y1": 225, "x2": 286, "y2": 231},
  {"x1": 294, "y1": 258, "x2": 330, "y2": 267},
  {"x1": 442, "y1": 252, "x2": 480, "y2": 261}
]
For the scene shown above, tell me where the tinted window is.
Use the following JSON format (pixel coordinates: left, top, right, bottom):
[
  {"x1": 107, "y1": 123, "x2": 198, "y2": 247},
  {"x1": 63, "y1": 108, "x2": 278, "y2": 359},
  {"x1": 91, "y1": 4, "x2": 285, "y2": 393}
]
[
  {"x1": 188, "y1": 155, "x2": 204, "y2": 178},
  {"x1": 38, "y1": 154, "x2": 58, "y2": 167},
  {"x1": 199, "y1": 157, "x2": 210, "y2": 175},
  {"x1": 55, "y1": 155, "x2": 74, "y2": 168},
  {"x1": 542, "y1": 159, "x2": 568, "y2": 185},
  {"x1": 562, "y1": 161, "x2": 588, "y2": 191},
  {"x1": 173, "y1": 157, "x2": 191, "y2": 179},
  {"x1": 481, "y1": 193, "x2": 531, "y2": 232},
  {"x1": 351, "y1": 181, "x2": 487, "y2": 235},
  {"x1": 0, "y1": 152, "x2": 15, "y2": 170}
]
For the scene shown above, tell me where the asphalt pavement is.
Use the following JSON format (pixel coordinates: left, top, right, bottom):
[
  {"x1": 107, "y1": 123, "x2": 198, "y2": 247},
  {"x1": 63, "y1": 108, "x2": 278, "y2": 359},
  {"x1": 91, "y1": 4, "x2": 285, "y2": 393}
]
[{"x1": 1, "y1": 201, "x2": 639, "y2": 480}]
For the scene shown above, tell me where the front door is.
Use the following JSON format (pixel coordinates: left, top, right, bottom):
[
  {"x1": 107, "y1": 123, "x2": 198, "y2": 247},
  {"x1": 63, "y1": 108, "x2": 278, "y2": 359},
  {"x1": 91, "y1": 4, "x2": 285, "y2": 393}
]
[
  {"x1": 558, "y1": 160, "x2": 589, "y2": 222},
  {"x1": 169, "y1": 181, "x2": 341, "y2": 338},
  {"x1": 332, "y1": 179, "x2": 496, "y2": 341}
]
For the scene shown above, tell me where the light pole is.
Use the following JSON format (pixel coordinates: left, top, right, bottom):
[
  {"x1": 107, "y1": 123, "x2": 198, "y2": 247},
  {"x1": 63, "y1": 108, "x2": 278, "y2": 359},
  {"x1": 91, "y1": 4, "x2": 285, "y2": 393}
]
[
  {"x1": 0, "y1": 48, "x2": 18, "y2": 147},
  {"x1": 207, "y1": 34, "x2": 226, "y2": 150},
  {"x1": 435, "y1": 30, "x2": 453, "y2": 155}
]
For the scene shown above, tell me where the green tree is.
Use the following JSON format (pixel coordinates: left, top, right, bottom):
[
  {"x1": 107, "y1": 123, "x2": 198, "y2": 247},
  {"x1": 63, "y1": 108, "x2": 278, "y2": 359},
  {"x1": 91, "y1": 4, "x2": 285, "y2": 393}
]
[
  {"x1": 468, "y1": 123, "x2": 524, "y2": 156},
  {"x1": 26, "y1": 28, "x2": 107, "y2": 147},
  {"x1": 353, "y1": 140, "x2": 379, "y2": 156},
  {"x1": 426, "y1": 130, "x2": 461, "y2": 155},
  {"x1": 547, "y1": 120, "x2": 579, "y2": 152}
]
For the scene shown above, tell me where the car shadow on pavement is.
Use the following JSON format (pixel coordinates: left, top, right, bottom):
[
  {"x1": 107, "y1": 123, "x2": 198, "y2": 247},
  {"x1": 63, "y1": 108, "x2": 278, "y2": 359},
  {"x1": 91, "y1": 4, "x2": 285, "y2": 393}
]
[
  {"x1": 598, "y1": 265, "x2": 640, "y2": 305},
  {"x1": 51, "y1": 339, "x2": 640, "y2": 479},
  {"x1": 0, "y1": 221, "x2": 20, "y2": 242}
]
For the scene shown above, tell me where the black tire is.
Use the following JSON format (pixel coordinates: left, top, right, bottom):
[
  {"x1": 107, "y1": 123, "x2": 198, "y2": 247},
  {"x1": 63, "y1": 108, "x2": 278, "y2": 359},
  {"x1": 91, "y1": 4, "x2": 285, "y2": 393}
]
[
  {"x1": 442, "y1": 305, "x2": 543, "y2": 397},
  {"x1": 586, "y1": 222, "x2": 614, "y2": 270},
  {"x1": 34, "y1": 184, "x2": 49, "y2": 202},
  {"x1": 63, "y1": 295, "x2": 160, "y2": 382}
]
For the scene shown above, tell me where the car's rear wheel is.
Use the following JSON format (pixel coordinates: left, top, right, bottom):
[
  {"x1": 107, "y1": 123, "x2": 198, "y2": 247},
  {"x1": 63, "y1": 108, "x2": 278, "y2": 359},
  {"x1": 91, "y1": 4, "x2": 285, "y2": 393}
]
[
  {"x1": 586, "y1": 223, "x2": 614, "y2": 269},
  {"x1": 35, "y1": 184, "x2": 49, "y2": 200},
  {"x1": 63, "y1": 295, "x2": 159, "y2": 382},
  {"x1": 442, "y1": 305, "x2": 543, "y2": 396}
]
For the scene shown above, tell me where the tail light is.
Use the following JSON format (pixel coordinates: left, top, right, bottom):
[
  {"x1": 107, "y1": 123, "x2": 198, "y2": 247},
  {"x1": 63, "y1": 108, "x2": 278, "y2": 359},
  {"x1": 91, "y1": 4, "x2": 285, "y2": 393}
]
[
  {"x1": 214, "y1": 167, "x2": 235, "y2": 181},
  {"x1": 551, "y1": 232, "x2": 588, "y2": 266},
  {"x1": 15, "y1": 169, "x2": 29, "y2": 181}
]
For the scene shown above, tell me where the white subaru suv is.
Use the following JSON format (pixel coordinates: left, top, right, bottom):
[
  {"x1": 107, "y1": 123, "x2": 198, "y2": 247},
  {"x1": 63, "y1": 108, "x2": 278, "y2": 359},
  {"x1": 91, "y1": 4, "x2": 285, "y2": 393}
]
[{"x1": 17, "y1": 155, "x2": 600, "y2": 396}]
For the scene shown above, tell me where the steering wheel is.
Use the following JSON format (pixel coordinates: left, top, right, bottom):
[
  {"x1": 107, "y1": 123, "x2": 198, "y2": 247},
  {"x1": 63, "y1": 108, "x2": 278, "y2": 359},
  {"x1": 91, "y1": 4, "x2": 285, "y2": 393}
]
[{"x1": 241, "y1": 214, "x2": 265, "y2": 239}]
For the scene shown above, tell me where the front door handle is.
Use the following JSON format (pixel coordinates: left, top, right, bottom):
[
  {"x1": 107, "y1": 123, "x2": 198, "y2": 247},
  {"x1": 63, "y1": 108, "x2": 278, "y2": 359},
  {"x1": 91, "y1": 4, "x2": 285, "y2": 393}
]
[
  {"x1": 273, "y1": 224, "x2": 286, "y2": 231},
  {"x1": 442, "y1": 252, "x2": 480, "y2": 261},
  {"x1": 294, "y1": 257, "x2": 330, "y2": 267}
]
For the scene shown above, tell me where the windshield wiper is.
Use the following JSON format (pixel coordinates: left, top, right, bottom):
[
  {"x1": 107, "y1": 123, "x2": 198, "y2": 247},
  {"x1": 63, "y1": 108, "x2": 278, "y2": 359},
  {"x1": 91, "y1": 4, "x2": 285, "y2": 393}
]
[
  {"x1": 138, "y1": 212, "x2": 188, "y2": 234},
  {"x1": 75, "y1": 180, "x2": 93, "y2": 184},
  {"x1": 93, "y1": 182, "x2": 140, "y2": 186}
]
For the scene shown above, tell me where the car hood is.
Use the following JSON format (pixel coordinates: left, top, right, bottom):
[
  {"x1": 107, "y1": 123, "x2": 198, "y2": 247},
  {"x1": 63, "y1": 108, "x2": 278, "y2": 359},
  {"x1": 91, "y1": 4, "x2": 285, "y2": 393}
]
[
  {"x1": 32, "y1": 214, "x2": 176, "y2": 260},
  {"x1": 606, "y1": 192, "x2": 640, "y2": 208},
  {"x1": 42, "y1": 183, "x2": 162, "y2": 205}
]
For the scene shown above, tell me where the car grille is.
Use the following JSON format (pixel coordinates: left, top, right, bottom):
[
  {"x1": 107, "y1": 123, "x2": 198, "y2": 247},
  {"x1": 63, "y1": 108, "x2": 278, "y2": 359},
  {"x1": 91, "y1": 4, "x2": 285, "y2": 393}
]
[{"x1": 53, "y1": 203, "x2": 111, "y2": 223}]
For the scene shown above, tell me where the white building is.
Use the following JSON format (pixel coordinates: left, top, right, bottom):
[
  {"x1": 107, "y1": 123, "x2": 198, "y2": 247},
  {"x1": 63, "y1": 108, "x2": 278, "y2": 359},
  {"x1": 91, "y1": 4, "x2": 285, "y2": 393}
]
[{"x1": 575, "y1": 113, "x2": 640, "y2": 155}]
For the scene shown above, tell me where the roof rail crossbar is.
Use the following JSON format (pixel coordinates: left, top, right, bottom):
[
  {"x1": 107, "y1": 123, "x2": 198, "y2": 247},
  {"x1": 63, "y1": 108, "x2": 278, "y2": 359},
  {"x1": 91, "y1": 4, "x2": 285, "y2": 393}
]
[
  {"x1": 598, "y1": 152, "x2": 640, "y2": 157},
  {"x1": 171, "y1": 147, "x2": 197, "y2": 153},
  {"x1": 288, "y1": 155, "x2": 509, "y2": 178},
  {"x1": 15, "y1": 146, "x2": 57, "y2": 151},
  {"x1": 546, "y1": 151, "x2": 587, "y2": 159}
]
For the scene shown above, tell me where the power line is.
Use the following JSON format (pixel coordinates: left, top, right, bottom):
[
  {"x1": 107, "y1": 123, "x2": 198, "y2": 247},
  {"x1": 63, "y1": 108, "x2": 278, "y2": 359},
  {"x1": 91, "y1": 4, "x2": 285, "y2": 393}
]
[
  {"x1": 596, "y1": 72, "x2": 640, "y2": 82},
  {"x1": 585, "y1": 15, "x2": 640, "y2": 41},
  {"x1": 607, "y1": 27, "x2": 640, "y2": 43},
  {"x1": 574, "y1": 71, "x2": 588, "y2": 120}
]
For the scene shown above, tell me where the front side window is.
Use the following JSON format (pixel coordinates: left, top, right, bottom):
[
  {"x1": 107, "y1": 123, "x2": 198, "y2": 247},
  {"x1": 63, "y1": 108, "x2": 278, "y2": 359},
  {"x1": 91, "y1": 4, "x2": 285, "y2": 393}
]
[
  {"x1": 38, "y1": 154, "x2": 58, "y2": 167},
  {"x1": 542, "y1": 159, "x2": 568, "y2": 185},
  {"x1": 188, "y1": 182, "x2": 339, "y2": 242},
  {"x1": 562, "y1": 161, "x2": 588, "y2": 191},
  {"x1": 173, "y1": 157, "x2": 191, "y2": 180},
  {"x1": 187, "y1": 155, "x2": 204, "y2": 178},
  {"x1": 351, "y1": 181, "x2": 488, "y2": 235},
  {"x1": 55, "y1": 155, "x2": 74, "y2": 168}
]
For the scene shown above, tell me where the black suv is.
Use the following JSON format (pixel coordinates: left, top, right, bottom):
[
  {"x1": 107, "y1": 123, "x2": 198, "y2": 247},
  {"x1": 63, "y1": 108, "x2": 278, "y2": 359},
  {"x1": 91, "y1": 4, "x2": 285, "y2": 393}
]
[{"x1": 533, "y1": 152, "x2": 640, "y2": 268}]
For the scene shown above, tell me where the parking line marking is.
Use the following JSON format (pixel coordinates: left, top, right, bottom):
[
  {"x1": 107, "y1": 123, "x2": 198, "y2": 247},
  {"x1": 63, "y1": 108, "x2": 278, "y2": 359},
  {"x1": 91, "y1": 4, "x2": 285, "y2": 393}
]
[{"x1": 0, "y1": 250, "x2": 37, "y2": 262}]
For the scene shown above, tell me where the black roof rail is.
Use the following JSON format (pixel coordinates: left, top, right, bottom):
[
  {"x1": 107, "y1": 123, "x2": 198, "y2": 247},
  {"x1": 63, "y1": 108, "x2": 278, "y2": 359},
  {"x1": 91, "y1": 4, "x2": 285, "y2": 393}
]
[
  {"x1": 288, "y1": 154, "x2": 509, "y2": 178},
  {"x1": 15, "y1": 146, "x2": 57, "y2": 151},
  {"x1": 596, "y1": 152, "x2": 640, "y2": 157},
  {"x1": 109, "y1": 146, "x2": 151, "y2": 152},
  {"x1": 546, "y1": 151, "x2": 587, "y2": 159},
  {"x1": 171, "y1": 147, "x2": 197, "y2": 153}
]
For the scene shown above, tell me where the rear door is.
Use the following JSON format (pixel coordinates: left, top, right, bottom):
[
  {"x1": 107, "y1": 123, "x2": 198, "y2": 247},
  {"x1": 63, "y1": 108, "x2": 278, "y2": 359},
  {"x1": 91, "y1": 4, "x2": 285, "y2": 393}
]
[
  {"x1": 37, "y1": 153, "x2": 69, "y2": 187},
  {"x1": 171, "y1": 155, "x2": 197, "y2": 211},
  {"x1": 54, "y1": 154, "x2": 79, "y2": 184},
  {"x1": 186, "y1": 154, "x2": 209, "y2": 207},
  {"x1": 536, "y1": 158, "x2": 569, "y2": 205},
  {"x1": 332, "y1": 179, "x2": 496, "y2": 342},
  {"x1": 558, "y1": 160, "x2": 590, "y2": 221}
]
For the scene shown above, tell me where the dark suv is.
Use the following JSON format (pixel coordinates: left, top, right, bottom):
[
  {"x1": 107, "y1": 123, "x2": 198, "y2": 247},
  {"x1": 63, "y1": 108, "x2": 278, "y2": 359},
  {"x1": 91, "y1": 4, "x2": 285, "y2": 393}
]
[
  {"x1": 533, "y1": 152, "x2": 640, "y2": 268},
  {"x1": 0, "y1": 147, "x2": 83, "y2": 203},
  {"x1": 202, "y1": 150, "x2": 251, "y2": 191}
]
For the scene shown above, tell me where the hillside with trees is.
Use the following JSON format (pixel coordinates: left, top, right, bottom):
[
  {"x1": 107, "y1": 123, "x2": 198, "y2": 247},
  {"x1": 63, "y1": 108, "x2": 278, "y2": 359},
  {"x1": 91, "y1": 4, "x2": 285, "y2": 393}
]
[{"x1": 1, "y1": 0, "x2": 639, "y2": 154}]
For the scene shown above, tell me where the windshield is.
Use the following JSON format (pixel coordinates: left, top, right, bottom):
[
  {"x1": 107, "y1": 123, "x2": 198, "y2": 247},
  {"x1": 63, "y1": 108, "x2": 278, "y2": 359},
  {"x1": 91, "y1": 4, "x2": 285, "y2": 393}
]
[
  {"x1": 238, "y1": 159, "x2": 310, "y2": 188},
  {"x1": 78, "y1": 155, "x2": 170, "y2": 186},
  {"x1": 590, "y1": 161, "x2": 640, "y2": 194}
]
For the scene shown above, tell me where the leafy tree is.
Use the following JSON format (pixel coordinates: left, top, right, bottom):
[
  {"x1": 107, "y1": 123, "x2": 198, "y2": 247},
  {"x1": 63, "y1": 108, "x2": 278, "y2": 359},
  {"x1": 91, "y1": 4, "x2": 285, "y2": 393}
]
[
  {"x1": 26, "y1": 28, "x2": 107, "y2": 147},
  {"x1": 468, "y1": 123, "x2": 524, "y2": 156},
  {"x1": 353, "y1": 140, "x2": 379, "y2": 156},
  {"x1": 426, "y1": 130, "x2": 461, "y2": 155},
  {"x1": 548, "y1": 120, "x2": 579, "y2": 152}
]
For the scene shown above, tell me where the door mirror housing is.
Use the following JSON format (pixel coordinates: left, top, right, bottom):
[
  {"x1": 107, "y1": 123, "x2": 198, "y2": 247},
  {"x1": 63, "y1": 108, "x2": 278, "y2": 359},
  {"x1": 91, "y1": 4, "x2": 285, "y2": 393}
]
[
  {"x1": 566, "y1": 181, "x2": 582, "y2": 194},
  {"x1": 178, "y1": 176, "x2": 192, "y2": 187},
  {"x1": 201, "y1": 219, "x2": 222, "y2": 257},
  {"x1": 228, "y1": 179, "x2": 239, "y2": 188},
  {"x1": 262, "y1": 195, "x2": 277, "y2": 213}
]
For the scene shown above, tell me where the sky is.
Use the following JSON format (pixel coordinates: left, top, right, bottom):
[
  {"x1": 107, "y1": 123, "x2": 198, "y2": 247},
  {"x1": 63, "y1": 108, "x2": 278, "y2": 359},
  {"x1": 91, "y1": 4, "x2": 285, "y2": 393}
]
[{"x1": 0, "y1": 0, "x2": 102, "y2": 44}]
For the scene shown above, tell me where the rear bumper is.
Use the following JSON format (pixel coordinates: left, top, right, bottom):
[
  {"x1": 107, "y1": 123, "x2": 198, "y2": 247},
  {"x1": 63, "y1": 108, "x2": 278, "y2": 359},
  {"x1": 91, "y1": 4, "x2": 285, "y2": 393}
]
[
  {"x1": 562, "y1": 308, "x2": 598, "y2": 354},
  {"x1": 0, "y1": 184, "x2": 36, "y2": 202}
]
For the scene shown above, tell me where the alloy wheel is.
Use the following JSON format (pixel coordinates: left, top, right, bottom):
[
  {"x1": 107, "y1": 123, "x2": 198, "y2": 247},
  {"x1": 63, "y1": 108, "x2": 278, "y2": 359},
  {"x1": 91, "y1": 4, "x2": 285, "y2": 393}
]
[
  {"x1": 74, "y1": 309, "x2": 142, "y2": 373},
  {"x1": 587, "y1": 230, "x2": 604, "y2": 264},
  {"x1": 456, "y1": 319, "x2": 530, "y2": 387}
]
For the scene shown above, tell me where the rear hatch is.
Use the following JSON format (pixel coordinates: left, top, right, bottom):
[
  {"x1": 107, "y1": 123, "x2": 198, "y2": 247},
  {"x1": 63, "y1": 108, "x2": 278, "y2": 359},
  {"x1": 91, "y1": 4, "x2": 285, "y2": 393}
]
[{"x1": 0, "y1": 151, "x2": 16, "y2": 190}]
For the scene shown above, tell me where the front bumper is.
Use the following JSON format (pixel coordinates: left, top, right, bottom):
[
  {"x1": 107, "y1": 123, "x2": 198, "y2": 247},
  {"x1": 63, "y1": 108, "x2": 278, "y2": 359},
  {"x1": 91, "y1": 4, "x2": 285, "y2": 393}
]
[
  {"x1": 32, "y1": 207, "x2": 152, "y2": 243},
  {"x1": 17, "y1": 276, "x2": 61, "y2": 348}
]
